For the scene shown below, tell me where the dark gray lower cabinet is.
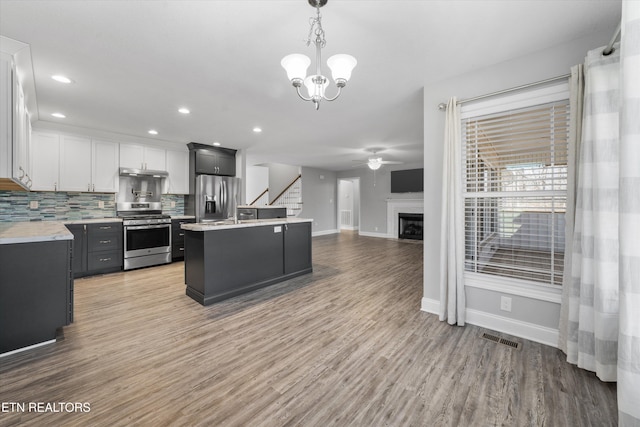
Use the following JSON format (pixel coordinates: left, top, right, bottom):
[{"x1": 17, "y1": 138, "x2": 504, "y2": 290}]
[
  {"x1": 172, "y1": 218, "x2": 195, "y2": 261},
  {"x1": 184, "y1": 222, "x2": 312, "y2": 305},
  {"x1": 284, "y1": 222, "x2": 312, "y2": 274},
  {"x1": 66, "y1": 222, "x2": 123, "y2": 278},
  {"x1": 0, "y1": 239, "x2": 73, "y2": 354}
]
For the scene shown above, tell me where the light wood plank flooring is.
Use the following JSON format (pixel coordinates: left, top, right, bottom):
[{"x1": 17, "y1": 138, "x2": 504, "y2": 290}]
[{"x1": 0, "y1": 232, "x2": 616, "y2": 426}]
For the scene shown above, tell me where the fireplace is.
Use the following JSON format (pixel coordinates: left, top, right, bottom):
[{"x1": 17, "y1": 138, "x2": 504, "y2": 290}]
[{"x1": 398, "y1": 213, "x2": 423, "y2": 240}]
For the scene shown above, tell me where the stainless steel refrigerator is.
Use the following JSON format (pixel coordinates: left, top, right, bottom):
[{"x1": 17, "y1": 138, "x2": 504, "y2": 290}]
[{"x1": 187, "y1": 175, "x2": 240, "y2": 222}]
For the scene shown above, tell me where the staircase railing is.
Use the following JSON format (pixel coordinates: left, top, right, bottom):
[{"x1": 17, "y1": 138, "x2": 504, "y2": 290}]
[
  {"x1": 249, "y1": 188, "x2": 269, "y2": 206},
  {"x1": 270, "y1": 174, "x2": 302, "y2": 217}
]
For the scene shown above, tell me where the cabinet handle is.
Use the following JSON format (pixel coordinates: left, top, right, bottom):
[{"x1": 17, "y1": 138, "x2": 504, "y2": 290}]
[
  {"x1": 179, "y1": 248, "x2": 184, "y2": 251},
  {"x1": 99, "y1": 226, "x2": 112, "y2": 230},
  {"x1": 18, "y1": 166, "x2": 25, "y2": 179},
  {"x1": 54, "y1": 182, "x2": 57, "y2": 191},
  {"x1": 88, "y1": 183, "x2": 91, "y2": 191},
  {"x1": 99, "y1": 240, "x2": 111, "y2": 244},
  {"x1": 99, "y1": 257, "x2": 112, "y2": 262},
  {"x1": 26, "y1": 176, "x2": 32, "y2": 188},
  {"x1": 179, "y1": 233, "x2": 184, "y2": 237},
  {"x1": 93, "y1": 184, "x2": 95, "y2": 192}
]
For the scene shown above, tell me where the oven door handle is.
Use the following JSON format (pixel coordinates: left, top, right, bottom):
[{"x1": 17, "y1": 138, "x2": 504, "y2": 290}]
[{"x1": 125, "y1": 224, "x2": 170, "y2": 230}]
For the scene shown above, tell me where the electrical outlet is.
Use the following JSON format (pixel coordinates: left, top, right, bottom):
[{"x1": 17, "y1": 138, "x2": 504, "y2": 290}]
[
  {"x1": 170, "y1": 201, "x2": 176, "y2": 208},
  {"x1": 500, "y1": 296, "x2": 512, "y2": 312},
  {"x1": 374, "y1": 226, "x2": 378, "y2": 231},
  {"x1": 29, "y1": 200, "x2": 38, "y2": 209},
  {"x1": 98, "y1": 201, "x2": 105, "y2": 209}
]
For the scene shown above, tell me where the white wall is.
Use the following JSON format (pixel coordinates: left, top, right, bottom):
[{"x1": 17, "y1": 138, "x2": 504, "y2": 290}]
[
  {"x1": 422, "y1": 28, "x2": 614, "y2": 346},
  {"x1": 299, "y1": 167, "x2": 337, "y2": 235},
  {"x1": 246, "y1": 165, "x2": 269, "y2": 205}
]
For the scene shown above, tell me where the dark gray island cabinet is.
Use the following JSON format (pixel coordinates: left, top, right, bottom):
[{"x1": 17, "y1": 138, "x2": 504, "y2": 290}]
[
  {"x1": 182, "y1": 219, "x2": 313, "y2": 305},
  {"x1": 0, "y1": 222, "x2": 74, "y2": 355}
]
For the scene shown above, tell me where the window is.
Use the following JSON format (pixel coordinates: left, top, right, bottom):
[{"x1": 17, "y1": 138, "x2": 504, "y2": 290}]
[{"x1": 462, "y1": 89, "x2": 569, "y2": 289}]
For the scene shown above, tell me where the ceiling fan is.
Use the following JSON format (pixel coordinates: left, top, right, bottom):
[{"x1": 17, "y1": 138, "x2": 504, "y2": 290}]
[{"x1": 352, "y1": 150, "x2": 403, "y2": 170}]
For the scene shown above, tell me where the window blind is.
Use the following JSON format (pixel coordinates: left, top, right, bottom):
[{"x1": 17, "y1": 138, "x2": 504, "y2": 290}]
[{"x1": 462, "y1": 100, "x2": 569, "y2": 287}]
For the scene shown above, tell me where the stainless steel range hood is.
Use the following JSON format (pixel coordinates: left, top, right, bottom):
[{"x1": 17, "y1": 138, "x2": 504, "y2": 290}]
[{"x1": 119, "y1": 167, "x2": 168, "y2": 178}]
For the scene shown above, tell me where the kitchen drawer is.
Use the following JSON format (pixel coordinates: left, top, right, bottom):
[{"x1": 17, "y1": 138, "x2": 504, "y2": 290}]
[
  {"x1": 88, "y1": 223, "x2": 121, "y2": 235},
  {"x1": 88, "y1": 251, "x2": 122, "y2": 271},
  {"x1": 88, "y1": 232, "x2": 120, "y2": 252}
]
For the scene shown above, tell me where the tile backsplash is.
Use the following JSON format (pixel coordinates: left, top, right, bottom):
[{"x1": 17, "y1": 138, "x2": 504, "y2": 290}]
[{"x1": 0, "y1": 191, "x2": 186, "y2": 222}]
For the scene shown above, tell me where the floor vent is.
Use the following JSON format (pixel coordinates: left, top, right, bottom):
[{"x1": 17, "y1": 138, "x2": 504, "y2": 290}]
[{"x1": 481, "y1": 333, "x2": 520, "y2": 349}]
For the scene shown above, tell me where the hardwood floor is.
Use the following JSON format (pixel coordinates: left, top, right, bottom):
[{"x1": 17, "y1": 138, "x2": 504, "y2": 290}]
[{"x1": 0, "y1": 232, "x2": 616, "y2": 426}]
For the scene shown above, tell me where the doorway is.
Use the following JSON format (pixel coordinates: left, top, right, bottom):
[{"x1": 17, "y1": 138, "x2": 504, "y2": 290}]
[{"x1": 337, "y1": 178, "x2": 361, "y2": 232}]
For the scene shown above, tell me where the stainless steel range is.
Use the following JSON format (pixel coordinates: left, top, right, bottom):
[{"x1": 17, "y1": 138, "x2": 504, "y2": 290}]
[{"x1": 117, "y1": 169, "x2": 172, "y2": 270}]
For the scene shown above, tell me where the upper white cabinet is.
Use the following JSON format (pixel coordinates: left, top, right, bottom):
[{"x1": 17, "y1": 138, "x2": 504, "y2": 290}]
[
  {"x1": 120, "y1": 143, "x2": 166, "y2": 171},
  {"x1": 59, "y1": 135, "x2": 92, "y2": 192},
  {"x1": 165, "y1": 149, "x2": 189, "y2": 194},
  {"x1": 31, "y1": 131, "x2": 60, "y2": 191},
  {"x1": 31, "y1": 130, "x2": 119, "y2": 192},
  {"x1": 1, "y1": 50, "x2": 32, "y2": 190},
  {"x1": 92, "y1": 139, "x2": 119, "y2": 192}
]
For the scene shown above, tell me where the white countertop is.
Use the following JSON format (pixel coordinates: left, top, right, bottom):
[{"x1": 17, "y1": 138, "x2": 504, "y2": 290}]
[
  {"x1": 182, "y1": 217, "x2": 313, "y2": 232},
  {"x1": 64, "y1": 217, "x2": 123, "y2": 225},
  {"x1": 0, "y1": 221, "x2": 74, "y2": 245}
]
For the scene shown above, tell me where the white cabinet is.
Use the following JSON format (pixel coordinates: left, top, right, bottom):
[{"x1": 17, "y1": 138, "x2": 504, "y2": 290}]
[
  {"x1": 1, "y1": 51, "x2": 32, "y2": 190},
  {"x1": 31, "y1": 131, "x2": 119, "y2": 193},
  {"x1": 120, "y1": 143, "x2": 166, "y2": 171},
  {"x1": 59, "y1": 135, "x2": 92, "y2": 192},
  {"x1": 31, "y1": 131, "x2": 60, "y2": 191},
  {"x1": 165, "y1": 149, "x2": 189, "y2": 194},
  {"x1": 92, "y1": 139, "x2": 119, "y2": 193}
]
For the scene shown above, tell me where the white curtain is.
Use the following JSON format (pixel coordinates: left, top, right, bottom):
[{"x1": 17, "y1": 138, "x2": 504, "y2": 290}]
[
  {"x1": 558, "y1": 63, "x2": 584, "y2": 354},
  {"x1": 564, "y1": 42, "x2": 620, "y2": 381},
  {"x1": 618, "y1": 1, "x2": 640, "y2": 425},
  {"x1": 439, "y1": 97, "x2": 465, "y2": 325}
]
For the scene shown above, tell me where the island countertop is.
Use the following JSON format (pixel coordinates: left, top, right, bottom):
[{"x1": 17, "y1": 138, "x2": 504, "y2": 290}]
[
  {"x1": 0, "y1": 221, "x2": 74, "y2": 245},
  {"x1": 181, "y1": 217, "x2": 313, "y2": 232}
]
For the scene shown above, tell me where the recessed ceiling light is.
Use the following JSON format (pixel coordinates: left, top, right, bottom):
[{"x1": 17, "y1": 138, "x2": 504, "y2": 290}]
[
  {"x1": 178, "y1": 108, "x2": 190, "y2": 114},
  {"x1": 51, "y1": 75, "x2": 73, "y2": 84},
  {"x1": 148, "y1": 129, "x2": 158, "y2": 135},
  {"x1": 51, "y1": 112, "x2": 66, "y2": 118},
  {"x1": 253, "y1": 127, "x2": 262, "y2": 133},
  {"x1": 212, "y1": 142, "x2": 221, "y2": 146}
]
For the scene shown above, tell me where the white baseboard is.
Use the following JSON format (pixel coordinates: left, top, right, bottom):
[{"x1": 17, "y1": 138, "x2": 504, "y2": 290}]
[
  {"x1": 0, "y1": 339, "x2": 56, "y2": 358},
  {"x1": 340, "y1": 226, "x2": 359, "y2": 231},
  {"x1": 358, "y1": 231, "x2": 392, "y2": 239},
  {"x1": 312, "y1": 229, "x2": 339, "y2": 237},
  {"x1": 420, "y1": 298, "x2": 559, "y2": 348},
  {"x1": 465, "y1": 309, "x2": 559, "y2": 348},
  {"x1": 421, "y1": 297, "x2": 440, "y2": 314}
]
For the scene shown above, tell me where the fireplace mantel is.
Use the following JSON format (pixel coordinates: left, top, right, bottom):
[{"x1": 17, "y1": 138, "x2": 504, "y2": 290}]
[{"x1": 386, "y1": 199, "x2": 424, "y2": 238}]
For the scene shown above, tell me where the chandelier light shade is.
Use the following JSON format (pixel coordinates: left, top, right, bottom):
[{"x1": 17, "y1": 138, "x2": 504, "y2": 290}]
[
  {"x1": 281, "y1": 0, "x2": 357, "y2": 110},
  {"x1": 326, "y1": 54, "x2": 357, "y2": 82},
  {"x1": 281, "y1": 54, "x2": 311, "y2": 82}
]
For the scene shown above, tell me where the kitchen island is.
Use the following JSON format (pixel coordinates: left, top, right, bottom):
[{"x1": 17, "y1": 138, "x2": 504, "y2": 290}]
[
  {"x1": 182, "y1": 218, "x2": 313, "y2": 305},
  {"x1": 0, "y1": 221, "x2": 74, "y2": 355}
]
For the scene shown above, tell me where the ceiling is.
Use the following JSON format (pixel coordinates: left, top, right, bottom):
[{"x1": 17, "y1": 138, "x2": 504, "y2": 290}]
[{"x1": 0, "y1": 0, "x2": 621, "y2": 171}]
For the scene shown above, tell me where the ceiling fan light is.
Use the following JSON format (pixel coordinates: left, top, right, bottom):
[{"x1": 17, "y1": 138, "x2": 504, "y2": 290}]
[
  {"x1": 281, "y1": 54, "x2": 311, "y2": 82},
  {"x1": 327, "y1": 54, "x2": 357, "y2": 82},
  {"x1": 368, "y1": 158, "x2": 383, "y2": 170}
]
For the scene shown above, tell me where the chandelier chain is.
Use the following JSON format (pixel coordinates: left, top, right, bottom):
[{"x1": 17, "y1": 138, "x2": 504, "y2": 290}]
[{"x1": 306, "y1": 5, "x2": 326, "y2": 48}]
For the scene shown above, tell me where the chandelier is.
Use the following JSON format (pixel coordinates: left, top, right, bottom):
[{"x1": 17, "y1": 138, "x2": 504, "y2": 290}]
[{"x1": 281, "y1": 0, "x2": 357, "y2": 110}]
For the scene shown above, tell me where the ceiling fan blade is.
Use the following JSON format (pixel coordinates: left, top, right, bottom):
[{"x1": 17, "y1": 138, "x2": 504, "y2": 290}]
[{"x1": 380, "y1": 160, "x2": 403, "y2": 165}]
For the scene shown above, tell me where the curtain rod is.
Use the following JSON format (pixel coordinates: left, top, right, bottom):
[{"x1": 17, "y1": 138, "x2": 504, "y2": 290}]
[
  {"x1": 437, "y1": 73, "x2": 571, "y2": 111},
  {"x1": 603, "y1": 22, "x2": 621, "y2": 56}
]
